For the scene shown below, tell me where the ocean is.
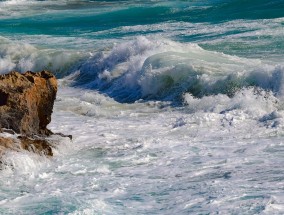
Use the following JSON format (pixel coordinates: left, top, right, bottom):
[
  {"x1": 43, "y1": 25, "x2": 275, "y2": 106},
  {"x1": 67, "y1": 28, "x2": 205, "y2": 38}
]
[{"x1": 0, "y1": 0, "x2": 284, "y2": 214}]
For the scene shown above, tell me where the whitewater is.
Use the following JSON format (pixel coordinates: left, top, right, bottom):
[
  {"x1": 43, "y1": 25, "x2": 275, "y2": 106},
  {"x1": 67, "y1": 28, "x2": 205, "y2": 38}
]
[{"x1": 0, "y1": 0, "x2": 284, "y2": 214}]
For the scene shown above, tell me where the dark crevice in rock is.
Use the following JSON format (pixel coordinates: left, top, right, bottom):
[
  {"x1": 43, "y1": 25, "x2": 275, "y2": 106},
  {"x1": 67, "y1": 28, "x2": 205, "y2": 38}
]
[{"x1": 0, "y1": 90, "x2": 8, "y2": 106}]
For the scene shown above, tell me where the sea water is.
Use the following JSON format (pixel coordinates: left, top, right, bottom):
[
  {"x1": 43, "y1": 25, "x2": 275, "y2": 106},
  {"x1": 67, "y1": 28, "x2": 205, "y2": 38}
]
[{"x1": 0, "y1": 0, "x2": 284, "y2": 214}]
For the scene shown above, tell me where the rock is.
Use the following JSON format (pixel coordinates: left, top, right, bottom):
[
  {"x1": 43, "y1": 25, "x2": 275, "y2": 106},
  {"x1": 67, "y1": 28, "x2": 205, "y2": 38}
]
[
  {"x1": 19, "y1": 136, "x2": 53, "y2": 156},
  {"x1": 0, "y1": 71, "x2": 58, "y2": 160},
  {"x1": 0, "y1": 71, "x2": 57, "y2": 136},
  {"x1": 0, "y1": 136, "x2": 20, "y2": 156},
  {"x1": 0, "y1": 136, "x2": 53, "y2": 157}
]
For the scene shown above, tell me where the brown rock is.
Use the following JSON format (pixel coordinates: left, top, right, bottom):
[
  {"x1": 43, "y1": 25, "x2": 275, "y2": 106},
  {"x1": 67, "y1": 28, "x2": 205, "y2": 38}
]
[
  {"x1": 19, "y1": 136, "x2": 53, "y2": 156},
  {"x1": 0, "y1": 136, "x2": 53, "y2": 157},
  {"x1": 0, "y1": 71, "x2": 57, "y2": 136},
  {"x1": 0, "y1": 70, "x2": 59, "y2": 161},
  {"x1": 0, "y1": 136, "x2": 20, "y2": 156}
]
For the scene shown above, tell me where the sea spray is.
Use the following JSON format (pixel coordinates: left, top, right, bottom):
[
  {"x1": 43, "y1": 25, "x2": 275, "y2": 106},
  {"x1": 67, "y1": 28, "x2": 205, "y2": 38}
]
[{"x1": 0, "y1": 37, "x2": 85, "y2": 75}]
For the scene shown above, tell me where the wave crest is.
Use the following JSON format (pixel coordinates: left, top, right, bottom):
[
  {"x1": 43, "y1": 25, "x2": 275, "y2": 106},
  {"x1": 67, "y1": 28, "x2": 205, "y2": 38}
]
[{"x1": 69, "y1": 37, "x2": 284, "y2": 104}]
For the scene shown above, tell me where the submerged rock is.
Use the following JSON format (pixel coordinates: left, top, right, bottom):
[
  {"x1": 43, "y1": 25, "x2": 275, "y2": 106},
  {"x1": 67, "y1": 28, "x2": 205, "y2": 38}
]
[
  {"x1": 0, "y1": 71, "x2": 58, "y2": 158},
  {"x1": 0, "y1": 136, "x2": 18, "y2": 156},
  {"x1": 19, "y1": 136, "x2": 53, "y2": 156},
  {"x1": 0, "y1": 135, "x2": 53, "y2": 157}
]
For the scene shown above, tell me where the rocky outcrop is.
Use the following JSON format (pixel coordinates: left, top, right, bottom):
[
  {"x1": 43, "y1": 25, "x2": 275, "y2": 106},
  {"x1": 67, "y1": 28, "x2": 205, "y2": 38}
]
[
  {"x1": 0, "y1": 71, "x2": 57, "y2": 135},
  {"x1": 0, "y1": 71, "x2": 58, "y2": 158}
]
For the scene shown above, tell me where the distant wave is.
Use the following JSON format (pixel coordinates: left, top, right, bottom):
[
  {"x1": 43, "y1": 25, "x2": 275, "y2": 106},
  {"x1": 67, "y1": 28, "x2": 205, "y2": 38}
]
[
  {"x1": 0, "y1": 36, "x2": 85, "y2": 76},
  {"x1": 1, "y1": 0, "x2": 283, "y2": 21}
]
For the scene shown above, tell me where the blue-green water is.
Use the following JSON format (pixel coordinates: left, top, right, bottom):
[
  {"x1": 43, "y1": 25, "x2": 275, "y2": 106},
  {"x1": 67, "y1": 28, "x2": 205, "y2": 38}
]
[{"x1": 1, "y1": 0, "x2": 284, "y2": 214}]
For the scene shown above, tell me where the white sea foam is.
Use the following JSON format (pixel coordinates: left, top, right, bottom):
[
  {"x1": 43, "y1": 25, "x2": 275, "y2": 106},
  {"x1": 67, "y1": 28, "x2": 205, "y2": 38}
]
[
  {"x1": 46, "y1": 86, "x2": 284, "y2": 214},
  {"x1": 1, "y1": 76, "x2": 284, "y2": 214},
  {"x1": 183, "y1": 88, "x2": 279, "y2": 117}
]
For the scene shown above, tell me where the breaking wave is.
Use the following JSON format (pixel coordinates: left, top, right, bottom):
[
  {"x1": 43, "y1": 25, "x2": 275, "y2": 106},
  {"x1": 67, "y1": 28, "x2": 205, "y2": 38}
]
[{"x1": 66, "y1": 36, "x2": 284, "y2": 106}]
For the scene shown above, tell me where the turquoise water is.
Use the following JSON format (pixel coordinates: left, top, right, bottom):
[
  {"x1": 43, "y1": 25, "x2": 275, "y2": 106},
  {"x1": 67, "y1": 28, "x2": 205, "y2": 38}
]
[
  {"x1": 1, "y1": 0, "x2": 284, "y2": 214},
  {"x1": 1, "y1": 1, "x2": 284, "y2": 53}
]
